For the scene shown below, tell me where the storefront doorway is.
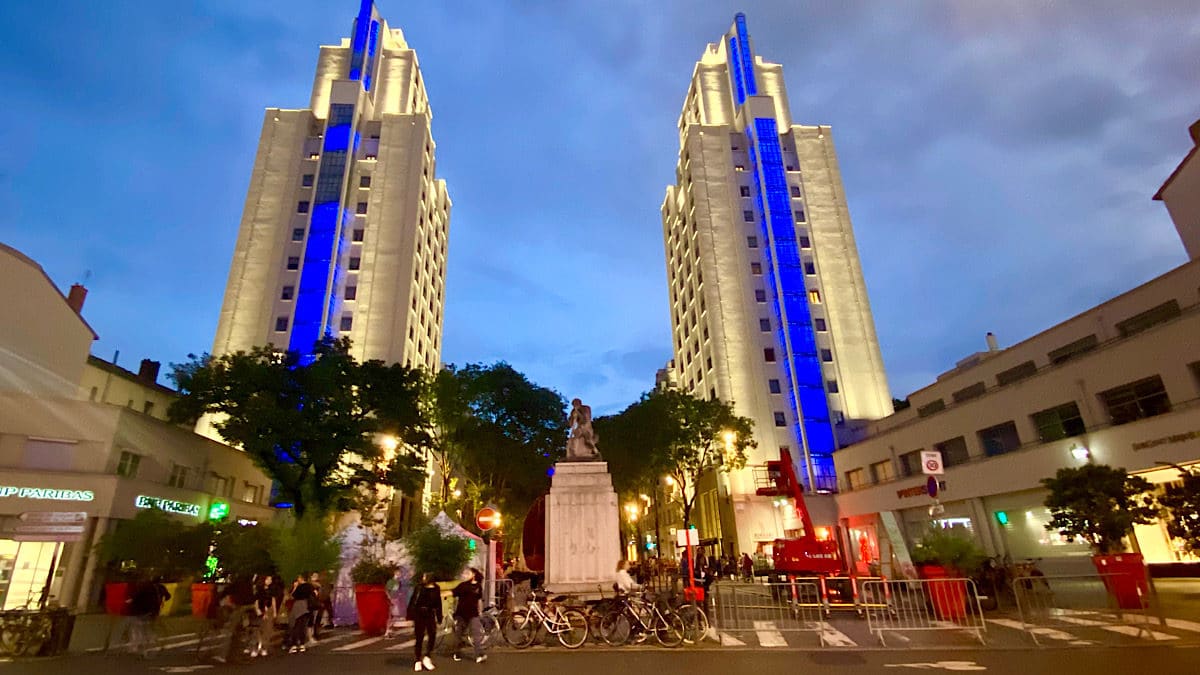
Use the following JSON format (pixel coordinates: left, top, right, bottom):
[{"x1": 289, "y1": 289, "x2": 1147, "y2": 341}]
[{"x1": 0, "y1": 540, "x2": 61, "y2": 609}]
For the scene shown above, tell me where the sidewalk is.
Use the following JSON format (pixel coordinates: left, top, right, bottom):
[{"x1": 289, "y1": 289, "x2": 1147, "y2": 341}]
[
  {"x1": 1150, "y1": 578, "x2": 1200, "y2": 623},
  {"x1": 67, "y1": 612, "x2": 206, "y2": 653}
]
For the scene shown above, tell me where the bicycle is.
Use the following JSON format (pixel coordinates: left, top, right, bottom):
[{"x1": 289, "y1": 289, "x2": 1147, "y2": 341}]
[
  {"x1": 675, "y1": 601, "x2": 709, "y2": 645},
  {"x1": 0, "y1": 605, "x2": 53, "y2": 657},
  {"x1": 598, "y1": 590, "x2": 685, "y2": 648},
  {"x1": 501, "y1": 590, "x2": 589, "y2": 649}
]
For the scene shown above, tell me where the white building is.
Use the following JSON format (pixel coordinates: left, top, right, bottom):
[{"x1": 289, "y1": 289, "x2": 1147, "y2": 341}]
[
  {"x1": 660, "y1": 14, "x2": 892, "y2": 557},
  {"x1": 0, "y1": 243, "x2": 274, "y2": 611},
  {"x1": 210, "y1": 0, "x2": 449, "y2": 371},
  {"x1": 1154, "y1": 118, "x2": 1200, "y2": 261},
  {"x1": 834, "y1": 122, "x2": 1200, "y2": 576}
]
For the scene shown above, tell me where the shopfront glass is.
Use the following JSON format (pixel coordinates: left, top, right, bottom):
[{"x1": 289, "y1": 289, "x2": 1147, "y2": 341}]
[{"x1": 0, "y1": 540, "x2": 61, "y2": 609}]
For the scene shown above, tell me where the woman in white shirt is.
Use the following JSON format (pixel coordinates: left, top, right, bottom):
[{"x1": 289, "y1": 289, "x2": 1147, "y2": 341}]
[{"x1": 615, "y1": 560, "x2": 641, "y2": 594}]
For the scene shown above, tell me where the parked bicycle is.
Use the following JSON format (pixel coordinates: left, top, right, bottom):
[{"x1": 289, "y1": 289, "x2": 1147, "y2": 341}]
[
  {"x1": 598, "y1": 590, "x2": 685, "y2": 648},
  {"x1": 501, "y1": 589, "x2": 589, "y2": 649},
  {"x1": 0, "y1": 603, "x2": 53, "y2": 657}
]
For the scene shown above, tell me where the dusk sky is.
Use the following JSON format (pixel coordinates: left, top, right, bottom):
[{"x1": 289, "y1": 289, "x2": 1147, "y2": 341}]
[{"x1": 1, "y1": 1, "x2": 1196, "y2": 414}]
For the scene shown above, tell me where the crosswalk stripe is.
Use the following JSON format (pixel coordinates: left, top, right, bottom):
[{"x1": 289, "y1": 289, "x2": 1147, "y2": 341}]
[
  {"x1": 1055, "y1": 616, "x2": 1179, "y2": 641},
  {"x1": 385, "y1": 639, "x2": 417, "y2": 651},
  {"x1": 988, "y1": 618, "x2": 1091, "y2": 644},
  {"x1": 333, "y1": 636, "x2": 385, "y2": 651},
  {"x1": 1164, "y1": 618, "x2": 1200, "y2": 633},
  {"x1": 818, "y1": 622, "x2": 857, "y2": 647},
  {"x1": 718, "y1": 632, "x2": 746, "y2": 646},
  {"x1": 752, "y1": 620, "x2": 787, "y2": 648}
]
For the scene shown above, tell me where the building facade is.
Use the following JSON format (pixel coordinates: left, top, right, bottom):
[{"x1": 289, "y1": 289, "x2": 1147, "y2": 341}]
[
  {"x1": 660, "y1": 15, "x2": 892, "y2": 557},
  {"x1": 0, "y1": 243, "x2": 275, "y2": 611},
  {"x1": 1154, "y1": 118, "x2": 1200, "y2": 261},
  {"x1": 210, "y1": 0, "x2": 450, "y2": 371}
]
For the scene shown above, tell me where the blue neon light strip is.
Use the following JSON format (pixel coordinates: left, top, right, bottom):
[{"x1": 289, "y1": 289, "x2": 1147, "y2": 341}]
[
  {"x1": 348, "y1": 0, "x2": 373, "y2": 83},
  {"x1": 289, "y1": 103, "x2": 355, "y2": 358},
  {"x1": 363, "y1": 20, "x2": 380, "y2": 92},
  {"x1": 734, "y1": 14, "x2": 757, "y2": 98},
  {"x1": 748, "y1": 117, "x2": 835, "y2": 487},
  {"x1": 729, "y1": 37, "x2": 746, "y2": 105}
]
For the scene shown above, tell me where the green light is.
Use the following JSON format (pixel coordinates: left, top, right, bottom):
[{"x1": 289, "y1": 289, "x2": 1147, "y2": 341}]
[
  {"x1": 205, "y1": 555, "x2": 218, "y2": 577},
  {"x1": 208, "y1": 501, "x2": 230, "y2": 521},
  {"x1": 468, "y1": 539, "x2": 477, "y2": 551},
  {"x1": 995, "y1": 511, "x2": 1009, "y2": 526}
]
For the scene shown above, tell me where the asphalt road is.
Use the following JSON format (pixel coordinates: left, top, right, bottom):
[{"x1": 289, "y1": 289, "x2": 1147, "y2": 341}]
[{"x1": 7, "y1": 646, "x2": 1200, "y2": 675}]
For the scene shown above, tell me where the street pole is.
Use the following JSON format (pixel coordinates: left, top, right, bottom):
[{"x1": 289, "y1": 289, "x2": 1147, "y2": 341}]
[
  {"x1": 483, "y1": 532, "x2": 495, "y2": 607},
  {"x1": 653, "y1": 485, "x2": 662, "y2": 560}
]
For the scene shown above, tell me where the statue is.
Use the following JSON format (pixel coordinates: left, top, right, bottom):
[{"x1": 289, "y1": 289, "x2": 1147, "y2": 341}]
[{"x1": 566, "y1": 398, "x2": 601, "y2": 460}]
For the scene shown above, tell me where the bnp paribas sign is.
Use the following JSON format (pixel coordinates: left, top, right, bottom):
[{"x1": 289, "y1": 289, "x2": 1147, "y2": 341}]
[
  {"x1": 135, "y1": 495, "x2": 201, "y2": 517},
  {"x1": 0, "y1": 486, "x2": 95, "y2": 501}
]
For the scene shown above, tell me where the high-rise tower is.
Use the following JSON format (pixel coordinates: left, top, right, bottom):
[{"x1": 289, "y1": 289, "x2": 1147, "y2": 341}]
[
  {"x1": 662, "y1": 14, "x2": 891, "y2": 555},
  {"x1": 211, "y1": 0, "x2": 449, "y2": 371}
]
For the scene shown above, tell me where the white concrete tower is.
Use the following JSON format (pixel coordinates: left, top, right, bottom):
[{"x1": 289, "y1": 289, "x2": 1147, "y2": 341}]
[
  {"x1": 211, "y1": 0, "x2": 449, "y2": 371},
  {"x1": 662, "y1": 14, "x2": 892, "y2": 554}
]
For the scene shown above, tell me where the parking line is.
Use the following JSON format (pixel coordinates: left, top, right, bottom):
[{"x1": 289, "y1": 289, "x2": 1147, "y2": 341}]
[
  {"x1": 818, "y1": 622, "x2": 857, "y2": 647},
  {"x1": 752, "y1": 620, "x2": 787, "y2": 648}
]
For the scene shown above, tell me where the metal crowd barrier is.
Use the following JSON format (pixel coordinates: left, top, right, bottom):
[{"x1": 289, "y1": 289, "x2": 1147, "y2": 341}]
[
  {"x1": 711, "y1": 580, "x2": 827, "y2": 646},
  {"x1": 861, "y1": 578, "x2": 987, "y2": 646},
  {"x1": 1012, "y1": 573, "x2": 1151, "y2": 646}
]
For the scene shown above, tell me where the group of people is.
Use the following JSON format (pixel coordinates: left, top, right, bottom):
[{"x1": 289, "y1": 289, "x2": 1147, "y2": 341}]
[
  {"x1": 208, "y1": 571, "x2": 334, "y2": 660},
  {"x1": 407, "y1": 566, "x2": 488, "y2": 671}
]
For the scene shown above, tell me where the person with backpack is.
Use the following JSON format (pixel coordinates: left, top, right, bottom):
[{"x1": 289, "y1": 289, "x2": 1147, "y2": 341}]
[{"x1": 407, "y1": 573, "x2": 442, "y2": 671}]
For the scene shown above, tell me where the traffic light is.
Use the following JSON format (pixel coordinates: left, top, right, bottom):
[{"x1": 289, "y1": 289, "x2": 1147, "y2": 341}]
[{"x1": 995, "y1": 510, "x2": 1009, "y2": 526}]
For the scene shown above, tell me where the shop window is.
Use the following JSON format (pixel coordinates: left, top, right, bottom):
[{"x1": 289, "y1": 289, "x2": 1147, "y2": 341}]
[
  {"x1": 1031, "y1": 402, "x2": 1086, "y2": 443},
  {"x1": 116, "y1": 451, "x2": 141, "y2": 478},
  {"x1": 168, "y1": 465, "x2": 190, "y2": 488},
  {"x1": 209, "y1": 473, "x2": 231, "y2": 497},
  {"x1": 870, "y1": 459, "x2": 894, "y2": 484},
  {"x1": 844, "y1": 468, "x2": 867, "y2": 491},
  {"x1": 977, "y1": 421, "x2": 1021, "y2": 457},
  {"x1": 934, "y1": 436, "x2": 970, "y2": 468},
  {"x1": 898, "y1": 450, "x2": 922, "y2": 477},
  {"x1": 1098, "y1": 375, "x2": 1171, "y2": 426}
]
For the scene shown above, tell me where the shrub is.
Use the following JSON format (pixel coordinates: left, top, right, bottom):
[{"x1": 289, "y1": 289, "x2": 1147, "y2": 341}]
[
  {"x1": 268, "y1": 512, "x2": 342, "y2": 582},
  {"x1": 403, "y1": 523, "x2": 472, "y2": 581},
  {"x1": 910, "y1": 527, "x2": 986, "y2": 575},
  {"x1": 351, "y1": 554, "x2": 398, "y2": 585},
  {"x1": 98, "y1": 509, "x2": 211, "y2": 581}
]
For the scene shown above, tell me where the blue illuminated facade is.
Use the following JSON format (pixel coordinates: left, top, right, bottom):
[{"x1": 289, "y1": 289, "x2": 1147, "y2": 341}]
[
  {"x1": 728, "y1": 13, "x2": 758, "y2": 106},
  {"x1": 348, "y1": 0, "x2": 380, "y2": 92}
]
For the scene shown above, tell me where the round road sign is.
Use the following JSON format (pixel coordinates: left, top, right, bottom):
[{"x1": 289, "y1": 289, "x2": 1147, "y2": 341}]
[
  {"x1": 476, "y1": 507, "x2": 500, "y2": 531},
  {"x1": 926, "y1": 476, "x2": 939, "y2": 498}
]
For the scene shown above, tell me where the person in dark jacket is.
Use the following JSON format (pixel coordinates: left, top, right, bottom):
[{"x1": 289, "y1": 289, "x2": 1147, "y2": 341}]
[{"x1": 407, "y1": 573, "x2": 443, "y2": 671}]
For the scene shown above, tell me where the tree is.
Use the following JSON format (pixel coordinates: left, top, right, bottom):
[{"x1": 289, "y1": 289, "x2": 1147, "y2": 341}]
[
  {"x1": 268, "y1": 512, "x2": 342, "y2": 582},
  {"x1": 601, "y1": 389, "x2": 755, "y2": 532},
  {"x1": 403, "y1": 522, "x2": 473, "y2": 581},
  {"x1": 428, "y1": 363, "x2": 567, "y2": 537},
  {"x1": 1041, "y1": 463, "x2": 1157, "y2": 554},
  {"x1": 169, "y1": 337, "x2": 431, "y2": 517},
  {"x1": 98, "y1": 509, "x2": 212, "y2": 581},
  {"x1": 1158, "y1": 465, "x2": 1200, "y2": 555},
  {"x1": 211, "y1": 522, "x2": 275, "y2": 578}
]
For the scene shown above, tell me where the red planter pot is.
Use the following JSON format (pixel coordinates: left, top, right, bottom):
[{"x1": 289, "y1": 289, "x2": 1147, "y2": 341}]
[
  {"x1": 917, "y1": 564, "x2": 968, "y2": 620},
  {"x1": 104, "y1": 582, "x2": 129, "y2": 616},
  {"x1": 1093, "y1": 553, "x2": 1149, "y2": 610},
  {"x1": 355, "y1": 584, "x2": 390, "y2": 636},
  {"x1": 191, "y1": 583, "x2": 215, "y2": 619}
]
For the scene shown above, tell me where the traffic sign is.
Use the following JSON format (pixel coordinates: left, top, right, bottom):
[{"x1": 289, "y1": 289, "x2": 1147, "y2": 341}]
[
  {"x1": 475, "y1": 507, "x2": 500, "y2": 531},
  {"x1": 920, "y1": 450, "x2": 944, "y2": 475},
  {"x1": 926, "y1": 476, "x2": 939, "y2": 498},
  {"x1": 676, "y1": 527, "x2": 699, "y2": 546}
]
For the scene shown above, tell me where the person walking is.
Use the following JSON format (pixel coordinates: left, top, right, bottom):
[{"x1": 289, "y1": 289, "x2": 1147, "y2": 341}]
[
  {"x1": 407, "y1": 573, "x2": 442, "y2": 671},
  {"x1": 253, "y1": 575, "x2": 279, "y2": 657},
  {"x1": 286, "y1": 575, "x2": 315, "y2": 653},
  {"x1": 124, "y1": 578, "x2": 165, "y2": 657},
  {"x1": 309, "y1": 572, "x2": 332, "y2": 641},
  {"x1": 450, "y1": 568, "x2": 485, "y2": 663}
]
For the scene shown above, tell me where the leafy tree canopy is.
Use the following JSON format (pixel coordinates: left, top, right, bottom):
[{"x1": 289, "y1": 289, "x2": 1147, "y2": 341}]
[
  {"x1": 1041, "y1": 463, "x2": 1157, "y2": 555},
  {"x1": 1159, "y1": 465, "x2": 1200, "y2": 555},
  {"x1": 268, "y1": 512, "x2": 342, "y2": 582},
  {"x1": 168, "y1": 337, "x2": 431, "y2": 517}
]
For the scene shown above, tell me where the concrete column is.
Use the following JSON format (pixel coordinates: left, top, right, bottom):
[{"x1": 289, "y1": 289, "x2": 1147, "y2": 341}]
[
  {"x1": 57, "y1": 524, "x2": 91, "y2": 609},
  {"x1": 75, "y1": 517, "x2": 109, "y2": 612},
  {"x1": 968, "y1": 498, "x2": 999, "y2": 557}
]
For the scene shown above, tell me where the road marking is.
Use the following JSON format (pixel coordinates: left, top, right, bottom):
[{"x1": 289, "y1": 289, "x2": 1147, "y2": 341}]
[
  {"x1": 385, "y1": 639, "x2": 417, "y2": 651},
  {"x1": 883, "y1": 662, "x2": 986, "y2": 671},
  {"x1": 752, "y1": 620, "x2": 787, "y2": 647},
  {"x1": 153, "y1": 667, "x2": 214, "y2": 673},
  {"x1": 988, "y1": 618, "x2": 1091, "y2": 644},
  {"x1": 1119, "y1": 615, "x2": 1200, "y2": 633},
  {"x1": 1055, "y1": 616, "x2": 1179, "y2": 641},
  {"x1": 718, "y1": 631, "x2": 746, "y2": 646},
  {"x1": 332, "y1": 636, "x2": 385, "y2": 651},
  {"x1": 818, "y1": 622, "x2": 857, "y2": 646}
]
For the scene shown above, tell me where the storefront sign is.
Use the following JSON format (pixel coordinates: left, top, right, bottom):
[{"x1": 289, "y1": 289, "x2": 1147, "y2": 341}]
[
  {"x1": 897, "y1": 481, "x2": 946, "y2": 499},
  {"x1": 1132, "y1": 429, "x2": 1200, "y2": 451},
  {"x1": 0, "y1": 486, "x2": 94, "y2": 501},
  {"x1": 19, "y1": 512, "x2": 87, "y2": 524},
  {"x1": 135, "y1": 495, "x2": 201, "y2": 517}
]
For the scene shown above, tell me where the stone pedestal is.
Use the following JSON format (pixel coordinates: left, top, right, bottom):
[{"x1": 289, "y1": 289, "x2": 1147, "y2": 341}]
[{"x1": 544, "y1": 461, "x2": 620, "y2": 596}]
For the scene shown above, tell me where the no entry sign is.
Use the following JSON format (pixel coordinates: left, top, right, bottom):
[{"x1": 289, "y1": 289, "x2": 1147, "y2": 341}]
[{"x1": 476, "y1": 507, "x2": 500, "y2": 531}]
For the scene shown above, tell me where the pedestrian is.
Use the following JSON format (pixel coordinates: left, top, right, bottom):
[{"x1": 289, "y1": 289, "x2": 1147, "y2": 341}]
[
  {"x1": 253, "y1": 575, "x2": 279, "y2": 657},
  {"x1": 215, "y1": 574, "x2": 257, "y2": 663},
  {"x1": 287, "y1": 574, "x2": 315, "y2": 653},
  {"x1": 408, "y1": 573, "x2": 442, "y2": 671},
  {"x1": 125, "y1": 577, "x2": 165, "y2": 656},
  {"x1": 740, "y1": 553, "x2": 754, "y2": 581},
  {"x1": 309, "y1": 572, "x2": 332, "y2": 640},
  {"x1": 450, "y1": 567, "x2": 486, "y2": 663},
  {"x1": 614, "y1": 560, "x2": 641, "y2": 594}
]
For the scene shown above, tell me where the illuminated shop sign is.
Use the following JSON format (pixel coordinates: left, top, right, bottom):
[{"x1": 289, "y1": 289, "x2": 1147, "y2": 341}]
[
  {"x1": 0, "y1": 486, "x2": 94, "y2": 502},
  {"x1": 135, "y1": 495, "x2": 201, "y2": 517},
  {"x1": 1132, "y1": 429, "x2": 1199, "y2": 451}
]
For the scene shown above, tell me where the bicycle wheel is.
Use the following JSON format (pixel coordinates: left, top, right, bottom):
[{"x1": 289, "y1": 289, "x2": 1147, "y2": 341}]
[
  {"x1": 598, "y1": 611, "x2": 630, "y2": 646},
  {"x1": 0, "y1": 622, "x2": 29, "y2": 656},
  {"x1": 677, "y1": 605, "x2": 709, "y2": 645},
  {"x1": 433, "y1": 615, "x2": 456, "y2": 651},
  {"x1": 555, "y1": 609, "x2": 589, "y2": 649},
  {"x1": 653, "y1": 611, "x2": 685, "y2": 648},
  {"x1": 502, "y1": 610, "x2": 536, "y2": 648}
]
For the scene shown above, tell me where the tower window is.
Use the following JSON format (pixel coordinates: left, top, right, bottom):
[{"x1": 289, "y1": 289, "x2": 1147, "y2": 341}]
[
  {"x1": 344, "y1": 286, "x2": 357, "y2": 300},
  {"x1": 754, "y1": 289, "x2": 766, "y2": 302},
  {"x1": 297, "y1": 201, "x2": 310, "y2": 214},
  {"x1": 360, "y1": 175, "x2": 372, "y2": 188},
  {"x1": 747, "y1": 236, "x2": 758, "y2": 248},
  {"x1": 281, "y1": 285, "x2": 294, "y2": 300},
  {"x1": 356, "y1": 202, "x2": 368, "y2": 214},
  {"x1": 820, "y1": 349, "x2": 833, "y2": 362},
  {"x1": 790, "y1": 186, "x2": 801, "y2": 197},
  {"x1": 804, "y1": 262, "x2": 816, "y2": 275},
  {"x1": 764, "y1": 348, "x2": 776, "y2": 362},
  {"x1": 751, "y1": 262, "x2": 762, "y2": 275},
  {"x1": 768, "y1": 379, "x2": 782, "y2": 394},
  {"x1": 759, "y1": 318, "x2": 770, "y2": 332},
  {"x1": 286, "y1": 256, "x2": 300, "y2": 270},
  {"x1": 740, "y1": 186, "x2": 751, "y2": 197},
  {"x1": 302, "y1": 174, "x2": 314, "y2": 187},
  {"x1": 348, "y1": 257, "x2": 361, "y2": 270},
  {"x1": 735, "y1": 165, "x2": 746, "y2": 171},
  {"x1": 340, "y1": 316, "x2": 353, "y2": 331},
  {"x1": 743, "y1": 210, "x2": 755, "y2": 222},
  {"x1": 774, "y1": 412, "x2": 786, "y2": 427},
  {"x1": 809, "y1": 289, "x2": 821, "y2": 303},
  {"x1": 292, "y1": 228, "x2": 305, "y2": 241},
  {"x1": 814, "y1": 318, "x2": 827, "y2": 332},
  {"x1": 353, "y1": 229, "x2": 365, "y2": 242},
  {"x1": 799, "y1": 236, "x2": 811, "y2": 248},
  {"x1": 827, "y1": 379, "x2": 839, "y2": 393},
  {"x1": 794, "y1": 209, "x2": 806, "y2": 222},
  {"x1": 274, "y1": 317, "x2": 288, "y2": 332}
]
